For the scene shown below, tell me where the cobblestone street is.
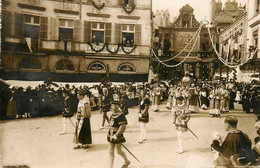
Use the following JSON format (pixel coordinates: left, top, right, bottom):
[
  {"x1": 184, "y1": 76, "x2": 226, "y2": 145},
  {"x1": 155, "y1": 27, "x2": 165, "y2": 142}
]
[{"x1": 0, "y1": 102, "x2": 258, "y2": 168}]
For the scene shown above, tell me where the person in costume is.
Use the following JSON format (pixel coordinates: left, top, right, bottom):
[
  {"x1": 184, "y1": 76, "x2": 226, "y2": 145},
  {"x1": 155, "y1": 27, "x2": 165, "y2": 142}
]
[
  {"x1": 220, "y1": 86, "x2": 230, "y2": 113},
  {"x1": 107, "y1": 100, "x2": 130, "y2": 168},
  {"x1": 199, "y1": 84, "x2": 209, "y2": 109},
  {"x1": 209, "y1": 86, "x2": 221, "y2": 117},
  {"x1": 188, "y1": 84, "x2": 199, "y2": 113},
  {"x1": 138, "y1": 90, "x2": 151, "y2": 144},
  {"x1": 151, "y1": 83, "x2": 161, "y2": 112},
  {"x1": 242, "y1": 88, "x2": 251, "y2": 113},
  {"x1": 100, "y1": 88, "x2": 111, "y2": 130},
  {"x1": 74, "y1": 92, "x2": 92, "y2": 149},
  {"x1": 166, "y1": 85, "x2": 175, "y2": 110},
  {"x1": 173, "y1": 95, "x2": 191, "y2": 154},
  {"x1": 59, "y1": 90, "x2": 75, "y2": 135},
  {"x1": 182, "y1": 72, "x2": 191, "y2": 88}
]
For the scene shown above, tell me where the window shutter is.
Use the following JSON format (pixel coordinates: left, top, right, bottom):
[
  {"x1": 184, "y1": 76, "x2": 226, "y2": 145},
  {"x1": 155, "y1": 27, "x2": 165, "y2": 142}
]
[
  {"x1": 118, "y1": 0, "x2": 123, "y2": 6},
  {"x1": 73, "y1": 20, "x2": 80, "y2": 42},
  {"x1": 84, "y1": 21, "x2": 91, "y2": 42},
  {"x1": 115, "y1": 23, "x2": 121, "y2": 44},
  {"x1": 134, "y1": 24, "x2": 141, "y2": 45},
  {"x1": 14, "y1": 13, "x2": 23, "y2": 37},
  {"x1": 40, "y1": 17, "x2": 48, "y2": 39},
  {"x1": 50, "y1": 17, "x2": 58, "y2": 40},
  {"x1": 2, "y1": 11, "x2": 12, "y2": 37},
  {"x1": 105, "y1": 23, "x2": 112, "y2": 43}
]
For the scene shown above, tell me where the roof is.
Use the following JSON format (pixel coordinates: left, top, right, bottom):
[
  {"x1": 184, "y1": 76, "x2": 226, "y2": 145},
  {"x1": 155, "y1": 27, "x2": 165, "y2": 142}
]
[
  {"x1": 214, "y1": 10, "x2": 244, "y2": 24},
  {"x1": 179, "y1": 4, "x2": 194, "y2": 13}
]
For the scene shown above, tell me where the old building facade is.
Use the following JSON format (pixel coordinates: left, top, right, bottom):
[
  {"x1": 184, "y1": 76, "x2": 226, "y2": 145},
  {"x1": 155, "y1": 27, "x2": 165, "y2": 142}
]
[
  {"x1": 152, "y1": 4, "x2": 217, "y2": 81},
  {"x1": 1, "y1": 0, "x2": 152, "y2": 82},
  {"x1": 246, "y1": 0, "x2": 260, "y2": 73}
]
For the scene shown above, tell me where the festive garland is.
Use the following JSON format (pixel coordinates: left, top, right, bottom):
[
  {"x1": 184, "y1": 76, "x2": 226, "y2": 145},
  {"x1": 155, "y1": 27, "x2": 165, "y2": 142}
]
[
  {"x1": 88, "y1": 42, "x2": 106, "y2": 52},
  {"x1": 153, "y1": 25, "x2": 202, "y2": 68},
  {"x1": 121, "y1": 44, "x2": 137, "y2": 54},
  {"x1": 122, "y1": 4, "x2": 135, "y2": 14},
  {"x1": 106, "y1": 43, "x2": 120, "y2": 54},
  {"x1": 91, "y1": 0, "x2": 105, "y2": 10}
]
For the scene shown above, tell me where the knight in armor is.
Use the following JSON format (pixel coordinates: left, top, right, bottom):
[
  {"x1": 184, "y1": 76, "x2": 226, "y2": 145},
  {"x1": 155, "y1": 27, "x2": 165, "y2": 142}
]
[{"x1": 173, "y1": 95, "x2": 191, "y2": 154}]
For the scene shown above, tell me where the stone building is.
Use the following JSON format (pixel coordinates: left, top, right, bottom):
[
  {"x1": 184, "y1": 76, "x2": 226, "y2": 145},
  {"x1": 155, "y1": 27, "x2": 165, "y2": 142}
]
[
  {"x1": 245, "y1": 0, "x2": 260, "y2": 73},
  {"x1": 152, "y1": 4, "x2": 217, "y2": 81},
  {"x1": 1, "y1": 0, "x2": 152, "y2": 82},
  {"x1": 210, "y1": 0, "x2": 245, "y2": 34}
]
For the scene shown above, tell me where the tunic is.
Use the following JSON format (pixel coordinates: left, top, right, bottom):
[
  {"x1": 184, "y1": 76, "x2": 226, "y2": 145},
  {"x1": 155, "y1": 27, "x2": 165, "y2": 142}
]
[
  {"x1": 174, "y1": 103, "x2": 190, "y2": 132},
  {"x1": 107, "y1": 112, "x2": 127, "y2": 144},
  {"x1": 63, "y1": 97, "x2": 74, "y2": 118},
  {"x1": 138, "y1": 97, "x2": 150, "y2": 123}
]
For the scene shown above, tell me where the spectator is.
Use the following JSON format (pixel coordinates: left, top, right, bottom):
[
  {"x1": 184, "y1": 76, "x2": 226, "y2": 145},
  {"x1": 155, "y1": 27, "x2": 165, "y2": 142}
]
[{"x1": 211, "y1": 115, "x2": 258, "y2": 167}]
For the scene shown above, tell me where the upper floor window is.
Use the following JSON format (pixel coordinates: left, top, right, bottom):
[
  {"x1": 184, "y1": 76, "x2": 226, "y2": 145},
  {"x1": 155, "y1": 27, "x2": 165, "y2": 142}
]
[
  {"x1": 122, "y1": 24, "x2": 135, "y2": 46},
  {"x1": 92, "y1": 22, "x2": 105, "y2": 43},
  {"x1": 256, "y1": 0, "x2": 260, "y2": 13},
  {"x1": 23, "y1": 15, "x2": 40, "y2": 39},
  {"x1": 118, "y1": 63, "x2": 135, "y2": 72},
  {"x1": 124, "y1": 0, "x2": 134, "y2": 7},
  {"x1": 88, "y1": 61, "x2": 106, "y2": 71},
  {"x1": 59, "y1": 19, "x2": 74, "y2": 40},
  {"x1": 56, "y1": 60, "x2": 74, "y2": 71}
]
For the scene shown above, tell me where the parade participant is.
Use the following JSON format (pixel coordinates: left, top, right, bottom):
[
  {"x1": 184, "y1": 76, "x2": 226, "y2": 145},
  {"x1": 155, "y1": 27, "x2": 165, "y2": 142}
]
[
  {"x1": 235, "y1": 90, "x2": 241, "y2": 103},
  {"x1": 209, "y1": 86, "x2": 221, "y2": 117},
  {"x1": 166, "y1": 85, "x2": 175, "y2": 110},
  {"x1": 242, "y1": 89, "x2": 251, "y2": 113},
  {"x1": 173, "y1": 95, "x2": 190, "y2": 154},
  {"x1": 138, "y1": 90, "x2": 151, "y2": 144},
  {"x1": 100, "y1": 88, "x2": 111, "y2": 130},
  {"x1": 199, "y1": 84, "x2": 209, "y2": 110},
  {"x1": 229, "y1": 87, "x2": 236, "y2": 110},
  {"x1": 60, "y1": 90, "x2": 75, "y2": 135},
  {"x1": 182, "y1": 72, "x2": 191, "y2": 88},
  {"x1": 188, "y1": 84, "x2": 199, "y2": 113},
  {"x1": 211, "y1": 115, "x2": 258, "y2": 167},
  {"x1": 74, "y1": 92, "x2": 92, "y2": 149},
  {"x1": 119, "y1": 89, "x2": 129, "y2": 116},
  {"x1": 151, "y1": 83, "x2": 161, "y2": 112},
  {"x1": 220, "y1": 85, "x2": 230, "y2": 113},
  {"x1": 107, "y1": 100, "x2": 130, "y2": 168}
]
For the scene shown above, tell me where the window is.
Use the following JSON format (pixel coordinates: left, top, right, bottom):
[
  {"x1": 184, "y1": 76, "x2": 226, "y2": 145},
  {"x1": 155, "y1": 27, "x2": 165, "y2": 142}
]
[
  {"x1": 23, "y1": 15, "x2": 40, "y2": 38},
  {"x1": 88, "y1": 61, "x2": 106, "y2": 71},
  {"x1": 118, "y1": 63, "x2": 135, "y2": 72},
  {"x1": 19, "y1": 58, "x2": 42, "y2": 69},
  {"x1": 124, "y1": 0, "x2": 134, "y2": 7},
  {"x1": 56, "y1": 60, "x2": 75, "y2": 71},
  {"x1": 256, "y1": 0, "x2": 260, "y2": 13},
  {"x1": 91, "y1": 22, "x2": 105, "y2": 43},
  {"x1": 59, "y1": 19, "x2": 74, "y2": 40},
  {"x1": 122, "y1": 24, "x2": 135, "y2": 46}
]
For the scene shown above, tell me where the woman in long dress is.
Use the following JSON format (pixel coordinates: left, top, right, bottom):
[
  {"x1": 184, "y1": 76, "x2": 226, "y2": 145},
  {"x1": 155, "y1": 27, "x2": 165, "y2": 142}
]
[
  {"x1": 74, "y1": 92, "x2": 92, "y2": 149},
  {"x1": 6, "y1": 86, "x2": 17, "y2": 119}
]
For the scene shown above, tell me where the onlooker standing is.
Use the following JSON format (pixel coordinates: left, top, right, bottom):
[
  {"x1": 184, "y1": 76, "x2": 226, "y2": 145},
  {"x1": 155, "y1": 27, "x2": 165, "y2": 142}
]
[{"x1": 242, "y1": 89, "x2": 251, "y2": 113}]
